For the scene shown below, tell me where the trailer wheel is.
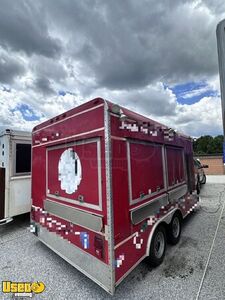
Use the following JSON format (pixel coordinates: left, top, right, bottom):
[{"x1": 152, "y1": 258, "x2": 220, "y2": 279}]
[
  {"x1": 148, "y1": 224, "x2": 166, "y2": 267},
  {"x1": 167, "y1": 213, "x2": 182, "y2": 245}
]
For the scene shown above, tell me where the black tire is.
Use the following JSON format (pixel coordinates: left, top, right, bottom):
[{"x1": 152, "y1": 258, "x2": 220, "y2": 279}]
[
  {"x1": 196, "y1": 178, "x2": 201, "y2": 194},
  {"x1": 167, "y1": 213, "x2": 182, "y2": 245},
  {"x1": 201, "y1": 174, "x2": 206, "y2": 184},
  {"x1": 148, "y1": 225, "x2": 166, "y2": 267}
]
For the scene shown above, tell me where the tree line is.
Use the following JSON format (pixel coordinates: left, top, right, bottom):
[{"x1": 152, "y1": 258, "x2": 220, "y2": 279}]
[{"x1": 193, "y1": 135, "x2": 224, "y2": 155}]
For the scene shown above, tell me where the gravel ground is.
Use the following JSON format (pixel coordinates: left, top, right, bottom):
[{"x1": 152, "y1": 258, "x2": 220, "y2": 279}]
[{"x1": 0, "y1": 175, "x2": 225, "y2": 300}]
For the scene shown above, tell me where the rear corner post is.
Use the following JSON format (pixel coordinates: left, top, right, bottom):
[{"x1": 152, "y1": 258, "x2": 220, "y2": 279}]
[{"x1": 104, "y1": 100, "x2": 115, "y2": 294}]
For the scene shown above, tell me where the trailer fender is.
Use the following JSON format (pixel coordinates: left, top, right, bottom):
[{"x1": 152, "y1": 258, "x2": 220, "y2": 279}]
[{"x1": 145, "y1": 208, "x2": 182, "y2": 256}]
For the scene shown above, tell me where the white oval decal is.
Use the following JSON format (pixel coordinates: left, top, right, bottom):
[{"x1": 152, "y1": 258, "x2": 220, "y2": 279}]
[{"x1": 58, "y1": 148, "x2": 82, "y2": 194}]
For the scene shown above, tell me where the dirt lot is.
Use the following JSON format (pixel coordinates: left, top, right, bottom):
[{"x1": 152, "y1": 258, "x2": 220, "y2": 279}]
[{"x1": 1, "y1": 175, "x2": 225, "y2": 300}]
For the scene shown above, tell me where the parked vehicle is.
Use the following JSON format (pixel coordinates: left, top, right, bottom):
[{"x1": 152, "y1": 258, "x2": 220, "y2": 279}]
[
  {"x1": 193, "y1": 158, "x2": 208, "y2": 194},
  {"x1": 0, "y1": 129, "x2": 31, "y2": 224},
  {"x1": 31, "y1": 98, "x2": 199, "y2": 295}
]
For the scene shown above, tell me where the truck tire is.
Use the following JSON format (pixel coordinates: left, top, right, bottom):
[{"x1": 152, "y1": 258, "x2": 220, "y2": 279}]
[
  {"x1": 201, "y1": 174, "x2": 206, "y2": 184},
  {"x1": 148, "y1": 224, "x2": 166, "y2": 267},
  {"x1": 167, "y1": 213, "x2": 182, "y2": 245},
  {"x1": 196, "y1": 178, "x2": 201, "y2": 194}
]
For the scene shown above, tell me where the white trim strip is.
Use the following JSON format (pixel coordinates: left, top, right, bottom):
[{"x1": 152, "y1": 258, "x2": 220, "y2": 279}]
[
  {"x1": 114, "y1": 233, "x2": 137, "y2": 249},
  {"x1": 109, "y1": 112, "x2": 120, "y2": 118},
  {"x1": 32, "y1": 127, "x2": 104, "y2": 148},
  {"x1": 104, "y1": 100, "x2": 115, "y2": 294},
  {"x1": 33, "y1": 104, "x2": 104, "y2": 134},
  {"x1": 145, "y1": 207, "x2": 177, "y2": 256},
  {"x1": 97, "y1": 139, "x2": 103, "y2": 211},
  {"x1": 10, "y1": 175, "x2": 31, "y2": 180},
  {"x1": 111, "y1": 136, "x2": 126, "y2": 141}
]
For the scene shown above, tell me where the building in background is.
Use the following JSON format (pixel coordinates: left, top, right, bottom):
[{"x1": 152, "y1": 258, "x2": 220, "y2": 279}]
[{"x1": 194, "y1": 154, "x2": 225, "y2": 175}]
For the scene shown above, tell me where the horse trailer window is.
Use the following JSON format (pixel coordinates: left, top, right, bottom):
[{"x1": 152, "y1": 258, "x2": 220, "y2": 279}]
[{"x1": 15, "y1": 143, "x2": 31, "y2": 174}]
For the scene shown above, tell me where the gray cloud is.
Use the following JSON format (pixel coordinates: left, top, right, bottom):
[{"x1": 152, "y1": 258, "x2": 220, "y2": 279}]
[
  {"x1": 30, "y1": 56, "x2": 67, "y2": 82},
  {"x1": 0, "y1": 0, "x2": 62, "y2": 58},
  {"x1": 42, "y1": 0, "x2": 220, "y2": 90},
  {"x1": 0, "y1": 0, "x2": 223, "y2": 137},
  {"x1": 0, "y1": 52, "x2": 25, "y2": 83},
  {"x1": 120, "y1": 88, "x2": 177, "y2": 117},
  {"x1": 202, "y1": 0, "x2": 225, "y2": 15},
  {"x1": 0, "y1": 0, "x2": 221, "y2": 90},
  {"x1": 34, "y1": 77, "x2": 55, "y2": 95}
]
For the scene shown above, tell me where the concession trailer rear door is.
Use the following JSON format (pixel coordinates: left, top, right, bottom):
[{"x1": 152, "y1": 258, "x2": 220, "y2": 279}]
[{"x1": 31, "y1": 98, "x2": 198, "y2": 294}]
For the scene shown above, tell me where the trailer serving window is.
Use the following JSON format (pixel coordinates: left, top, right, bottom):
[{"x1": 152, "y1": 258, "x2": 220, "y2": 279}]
[
  {"x1": 127, "y1": 141, "x2": 165, "y2": 205},
  {"x1": 46, "y1": 137, "x2": 102, "y2": 211},
  {"x1": 14, "y1": 143, "x2": 31, "y2": 175},
  {"x1": 166, "y1": 146, "x2": 185, "y2": 188}
]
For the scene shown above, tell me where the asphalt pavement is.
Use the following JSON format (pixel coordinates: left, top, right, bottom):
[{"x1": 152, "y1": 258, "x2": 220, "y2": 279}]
[{"x1": 0, "y1": 175, "x2": 225, "y2": 300}]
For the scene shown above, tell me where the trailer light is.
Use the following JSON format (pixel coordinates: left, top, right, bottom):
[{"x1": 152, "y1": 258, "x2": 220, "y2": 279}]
[
  {"x1": 94, "y1": 236, "x2": 104, "y2": 258},
  {"x1": 40, "y1": 217, "x2": 45, "y2": 224},
  {"x1": 111, "y1": 104, "x2": 121, "y2": 114},
  {"x1": 120, "y1": 113, "x2": 128, "y2": 121},
  {"x1": 78, "y1": 195, "x2": 84, "y2": 203}
]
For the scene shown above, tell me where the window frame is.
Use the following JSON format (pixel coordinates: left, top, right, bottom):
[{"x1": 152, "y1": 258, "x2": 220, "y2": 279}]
[
  {"x1": 46, "y1": 137, "x2": 103, "y2": 211},
  {"x1": 165, "y1": 145, "x2": 186, "y2": 190},
  {"x1": 12, "y1": 141, "x2": 32, "y2": 176},
  {"x1": 127, "y1": 139, "x2": 167, "y2": 206}
]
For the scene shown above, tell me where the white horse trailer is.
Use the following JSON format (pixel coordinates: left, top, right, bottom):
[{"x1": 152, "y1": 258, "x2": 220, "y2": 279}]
[{"x1": 0, "y1": 129, "x2": 31, "y2": 224}]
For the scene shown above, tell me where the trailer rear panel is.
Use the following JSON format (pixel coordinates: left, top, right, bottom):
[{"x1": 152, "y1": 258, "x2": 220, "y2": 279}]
[{"x1": 31, "y1": 99, "x2": 115, "y2": 293}]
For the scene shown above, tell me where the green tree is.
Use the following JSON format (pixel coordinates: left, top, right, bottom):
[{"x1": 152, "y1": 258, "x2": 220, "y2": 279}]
[
  {"x1": 212, "y1": 135, "x2": 223, "y2": 153},
  {"x1": 193, "y1": 135, "x2": 223, "y2": 155}
]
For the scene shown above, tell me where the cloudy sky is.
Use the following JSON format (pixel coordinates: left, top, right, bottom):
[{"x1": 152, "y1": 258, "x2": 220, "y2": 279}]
[{"x1": 0, "y1": 0, "x2": 225, "y2": 137}]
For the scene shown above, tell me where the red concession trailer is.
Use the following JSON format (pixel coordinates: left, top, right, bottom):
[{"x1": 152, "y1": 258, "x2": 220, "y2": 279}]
[{"x1": 31, "y1": 98, "x2": 198, "y2": 294}]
